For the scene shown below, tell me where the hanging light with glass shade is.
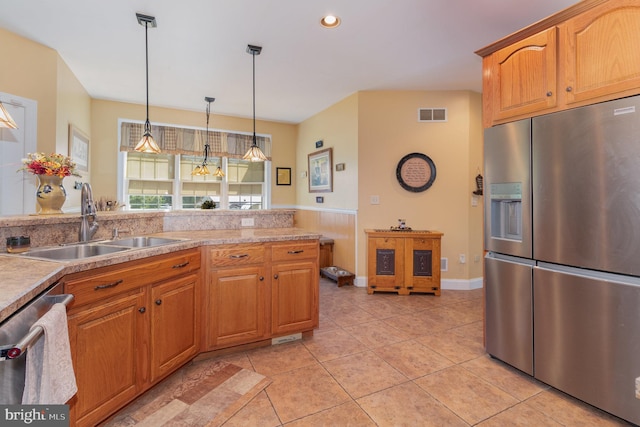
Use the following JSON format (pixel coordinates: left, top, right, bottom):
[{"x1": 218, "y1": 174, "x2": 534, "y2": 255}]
[
  {"x1": 0, "y1": 102, "x2": 18, "y2": 129},
  {"x1": 192, "y1": 97, "x2": 223, "y2": 176},
  {"x1": 243, "y1": 45, "x2": 267, "y2": 162},
  {"x1": 134, "y1": 13, "x2": 161, "y2": 154}
]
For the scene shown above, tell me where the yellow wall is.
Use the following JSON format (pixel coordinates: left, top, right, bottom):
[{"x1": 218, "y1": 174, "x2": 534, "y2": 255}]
[
  {"x1": 56, "y1": 57, "x2": 92, "y2": 209},
  {"x1": 1, "y1": 29, "x2": 92, "y2": 211},
  {"x1": 90, "y1": 99, "x2": 298, "y2": 202},
  {"x1": 357, "y1": 90, "x2": 483, "y2": 280},
  {"x1": 294, "y1": 90, "x2": 483, "y2": 281},
  {"x1": 0, "y1": 29, "x2": 58, "y2": 154},
  {"x1": 296, "y1": 94, "x2": 359, "y2": 209}
]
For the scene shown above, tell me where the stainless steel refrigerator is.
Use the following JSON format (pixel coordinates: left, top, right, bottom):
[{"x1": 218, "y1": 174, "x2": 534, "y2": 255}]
[{"x1": 484, "y1": 95, "x2": 640, "y2": 425}]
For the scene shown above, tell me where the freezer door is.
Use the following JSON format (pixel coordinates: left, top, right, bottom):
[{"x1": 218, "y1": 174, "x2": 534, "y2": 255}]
[
  {"x1": 533, "y1": 95, "x2": 640, "y2": 276},
  {"x1": 484, "y1": 119, "x2": 532, "y2": 258},
  {"x1": 534, "y1": 263, "x2": 640, "y2": 426},
  {"x1": 485, "y1": 253, "x2": 533, "y2": 375}
]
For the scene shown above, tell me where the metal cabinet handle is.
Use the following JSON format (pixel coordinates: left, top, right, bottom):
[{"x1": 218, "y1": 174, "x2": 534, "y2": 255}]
[
  {"x1": 155, "y1": 299, "x2": 162, "y2": 305},
  {"x1": 287, "y1": 250, "x2": 304, "y2": 254},
  {"x1": 566, "y1": 86, "x2": 573, "y2": 92},
  {"x1": 259, "y1": 276, "x2": 264, "y2": 281},
  {"x1": 274, "y1": 274, "x2": 279, "y2": 279},
  {"x1": 172, "y1": 261, "x2": 189, "y2": 269},
  {"x1": 138, "y1": 307, "x2": 146, "y2": 314},
  {"x1": 546, "y1": 91, "x2": 553, "y2": 97},
  {"x1": 229, "y1": 254, "x2": 249, "y2": 259},
  {"x1": 94, "y1": 279, "x2": 123, "y2": 290}
]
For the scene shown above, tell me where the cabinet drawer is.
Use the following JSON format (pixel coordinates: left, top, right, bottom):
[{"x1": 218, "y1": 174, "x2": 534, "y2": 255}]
[
  {"x1": 64, "y1": 249, "x2": 201, "y2": 307},
  {"x1": 209, "y1": 244, "x2": 265, "y2": 267},
  {"x1": 271, "y1": 241, "x2": 318, "y2": 262}
]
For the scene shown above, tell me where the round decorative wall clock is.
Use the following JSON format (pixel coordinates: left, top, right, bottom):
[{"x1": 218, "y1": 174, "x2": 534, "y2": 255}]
[{"x1": 395, "y1": 152, "x2": 436, "y2": 192}]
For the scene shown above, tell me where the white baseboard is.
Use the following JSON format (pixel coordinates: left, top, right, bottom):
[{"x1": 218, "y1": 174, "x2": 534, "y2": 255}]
[{"x1": 353, "y1": 276, "x2": 483, "y2": 290}]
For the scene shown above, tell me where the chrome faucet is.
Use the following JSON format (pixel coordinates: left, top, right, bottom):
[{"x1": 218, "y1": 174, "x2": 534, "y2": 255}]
[{"x1": 79, "y1": 183, "x2": 99, "y2": 242}]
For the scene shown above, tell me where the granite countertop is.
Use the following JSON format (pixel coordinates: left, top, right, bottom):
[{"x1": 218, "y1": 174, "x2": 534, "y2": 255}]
[{"x1": 0, "y1": 228, "x2": 321, "y2": 324}]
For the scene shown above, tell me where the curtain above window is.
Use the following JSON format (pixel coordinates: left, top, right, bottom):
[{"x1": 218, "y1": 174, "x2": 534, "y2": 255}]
[{"x1": 120, "y1": 122, "x2": 271, "y2": 159}]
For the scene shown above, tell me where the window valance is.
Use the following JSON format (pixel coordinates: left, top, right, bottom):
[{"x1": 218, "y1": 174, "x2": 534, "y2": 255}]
[{"x1": 120, "y1": 122, "x2": 271, "y2": 160}]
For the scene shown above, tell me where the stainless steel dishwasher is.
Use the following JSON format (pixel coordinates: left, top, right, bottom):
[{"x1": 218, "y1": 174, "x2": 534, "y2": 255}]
[{"x1": 0, "y1": 282, "x2": 74, "y2": 404}]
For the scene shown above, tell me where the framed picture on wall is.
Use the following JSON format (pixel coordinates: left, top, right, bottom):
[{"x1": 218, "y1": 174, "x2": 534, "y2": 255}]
[
  {"x1": 69, "y1": 124, "x2": 89, "y2": 172},
  {"x1": 276, "y1": 167, "x2": 291, "y2": 185},
  {"x1": 308, "y1": 147, "x2": 333, "y2": 193}
]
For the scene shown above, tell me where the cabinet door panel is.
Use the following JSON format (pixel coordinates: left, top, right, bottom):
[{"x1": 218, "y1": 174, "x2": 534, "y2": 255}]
[
  {"x1": 491, "y1": 27, "x2": 557, "y2": 122},
  {"x1": 405, "y1": 237, "x2": 442, "y2": 295},
  {"x1": 272, "y1": 261, "x2": 318, "y2": 335},
  {"x1": 562, "y1": 1, "x2": 640, "y2": 105},
  {"x1": 150, "y1": 274, "x2": 199, "y2": 382},
  {"x1": 208, "y1": 266, "x2": 268, "y2": 349},
  {"x1": 68, "y1": 290, "x2": 146, "y2": 427},
  {"x1": 367, "y1": 237, "x2": 404, "y2": 291}
]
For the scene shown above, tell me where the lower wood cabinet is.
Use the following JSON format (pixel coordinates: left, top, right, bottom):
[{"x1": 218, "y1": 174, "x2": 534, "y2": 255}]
[
  {"x1": 207, "y1": 265, "x2": 269, "y2": 349},
  {"x1": 205, "y1": 239, "x2": 319, "y2": 351},
  {"x1": 63, "y1": 248, "x2": 201, "y2": 427},
  {"x1": 62, "y1": 239, "x2": 320, "y2": 426},
  {"x1": 67, "y1": 289, "x2": 145, "y2": 427},
  {"x1": 365, "y1": 229, "x2": 443, "y2": 295},
  {"x1": 271, "y1": 241, "x2": 319, "y2": 335}
]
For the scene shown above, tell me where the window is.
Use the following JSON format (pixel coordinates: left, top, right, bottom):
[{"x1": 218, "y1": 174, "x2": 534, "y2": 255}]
[
  {"x1": 121, "y1": 153, "x2": 269, "y2": 210},
  {"x1": 118, "y1": 120, "x2": 271, "y2": 210}
]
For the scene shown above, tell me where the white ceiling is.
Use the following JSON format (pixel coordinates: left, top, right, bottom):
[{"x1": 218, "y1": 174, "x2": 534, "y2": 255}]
[{"x1": 0, "y1": 0, "x2": 578, "y2": 124}]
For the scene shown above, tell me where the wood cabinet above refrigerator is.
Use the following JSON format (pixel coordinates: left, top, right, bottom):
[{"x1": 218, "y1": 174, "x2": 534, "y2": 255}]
[{"x1": 477, "y1": 0, "x2": 640, "y2": 127}]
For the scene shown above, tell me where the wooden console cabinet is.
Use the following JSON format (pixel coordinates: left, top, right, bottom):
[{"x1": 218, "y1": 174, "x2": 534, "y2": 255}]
[{"x1": 365, "y1": 229, "x2": 443, "y2": 295}]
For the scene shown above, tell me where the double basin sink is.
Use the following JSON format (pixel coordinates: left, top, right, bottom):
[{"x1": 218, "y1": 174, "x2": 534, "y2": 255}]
[{"x1": 19, "y1": 237, "x2": 184, "y2": 261}]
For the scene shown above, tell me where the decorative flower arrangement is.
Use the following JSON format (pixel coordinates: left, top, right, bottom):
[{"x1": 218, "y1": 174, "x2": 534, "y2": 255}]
[{"x1": 20, "y1": 152, "x2": 80, "y2": 177}]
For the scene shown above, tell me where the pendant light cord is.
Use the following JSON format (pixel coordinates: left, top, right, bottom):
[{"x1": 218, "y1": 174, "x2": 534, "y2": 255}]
[
  {"x1": 252, "y1": 51, "x2": 257, "y2": 145},
  {"x1": 204, "y1": 101, "x2": 210, "y2": 163},
  {"x1": 145, "y1": 21, "x2": 150, "y2": 132}
]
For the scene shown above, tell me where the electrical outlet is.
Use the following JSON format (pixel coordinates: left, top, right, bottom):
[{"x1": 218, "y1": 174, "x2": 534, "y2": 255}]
[
  {"x1": 370, "y1": 195, "x2": 380, "y2": 205},
  {"x1": 241, "y1": 218, "x2": 254, "y2": 227},
  {"x1": 474, "y1": 255, "x2": 481, "y2": 263},
  {"x1": 459, "y1": 254, "x2": 466, "y2": 264},
  {"x1": 636, "y1": 377, "x2": 640, "y2": 400}
]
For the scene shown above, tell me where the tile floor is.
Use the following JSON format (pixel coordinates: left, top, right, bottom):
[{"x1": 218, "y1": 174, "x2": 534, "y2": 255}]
[{"x1": 211, "y1": 279, "x2": 632, "y2": 426}]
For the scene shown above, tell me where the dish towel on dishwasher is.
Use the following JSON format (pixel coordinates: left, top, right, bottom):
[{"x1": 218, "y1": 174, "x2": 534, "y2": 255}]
[{"x1": 22, "y1": 303, "x2": 78, "y2": 404}]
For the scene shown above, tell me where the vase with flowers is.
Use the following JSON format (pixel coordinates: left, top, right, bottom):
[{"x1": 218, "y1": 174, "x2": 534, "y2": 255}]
[{"x1": 20, "y1": 152, "x2": 80, "y2": 214}]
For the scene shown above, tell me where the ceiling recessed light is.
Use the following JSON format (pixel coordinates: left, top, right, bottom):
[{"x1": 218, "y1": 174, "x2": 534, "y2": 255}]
[{"x1": 320, "y1": 14, "x2": 341, "y2": 28}]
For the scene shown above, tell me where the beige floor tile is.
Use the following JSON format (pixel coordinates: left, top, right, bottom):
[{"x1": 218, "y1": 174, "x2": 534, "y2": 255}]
[
  {"x1": 415, "y1": 365, "x2": 519, "y2": 425},
  {"x1": 325, "y1": 305, "x2": 377, "y2": 327},
  {"x1": 355, "y1": 299, "x2": 411, "y2": 319},
  {"x1": 357, "y1": 381, "x2": 467, "y2": 427},
  {"x1": 285, "y1": 401, "x2": 376, "y2": 427},
  {"x1": 382, "y1": 310, "x2": 458, "y2": 337},
  {"x1": 222, "y1": 391, "x2": 281, "y2": 427},
  {"x1": 265, "y1": 363, "x2": 350, "y2": 423},
  {"x1": 374, "y1": 339, "x2": 454, "y2": 379},
  {"x1": 477, "y1": 401, "x2": 563, "y2": 426},
  {"x1": 524, "y1": 389, "x2": 632, "y2": 426},
  {"x1": 342, "y1": 320, "x2": 413, "y2": 349},
  {"x1": 323, "y1": 351, "x2": 407, "y2": 399},
  {"x1": 247, "y1": 341, "x2": 317, "y2": 376},
  {"x1": 302, "y1": 327, "x2": 366, "y2": 362},
  {"x1": 461, "y1": 355, "x2": 547, "y2": 401},
  {"x1": 416, "y1": 327, "x2": 487, "y2": 364}
]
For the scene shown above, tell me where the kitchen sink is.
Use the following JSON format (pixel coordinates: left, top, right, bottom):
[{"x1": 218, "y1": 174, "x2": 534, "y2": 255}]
[
  {"x1": 22, "y1": 243, "x2": 131, "y2": 261},
  {"x1": 105, "y1": 236, "x2": 184, "y2": 247}
]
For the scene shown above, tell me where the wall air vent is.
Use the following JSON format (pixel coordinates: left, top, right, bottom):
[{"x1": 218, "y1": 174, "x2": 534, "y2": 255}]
[{"x1": 418, "y1": 108, "x2": 447, "y2": 122}]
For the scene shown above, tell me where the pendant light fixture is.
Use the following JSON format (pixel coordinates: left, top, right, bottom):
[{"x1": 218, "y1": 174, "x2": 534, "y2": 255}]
[
  {"x1": 0, "y1": 102, "x2": 18, "y2": 129},
  {"x1": 134, "y1": 13, "x2": 161, "y2": 154},
  {"x1": 191, "y1": 97, "x2": 224, "y2": 177},
  {"x1": 243, "y1": 44, "x2": 268, "y2": 162}
]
